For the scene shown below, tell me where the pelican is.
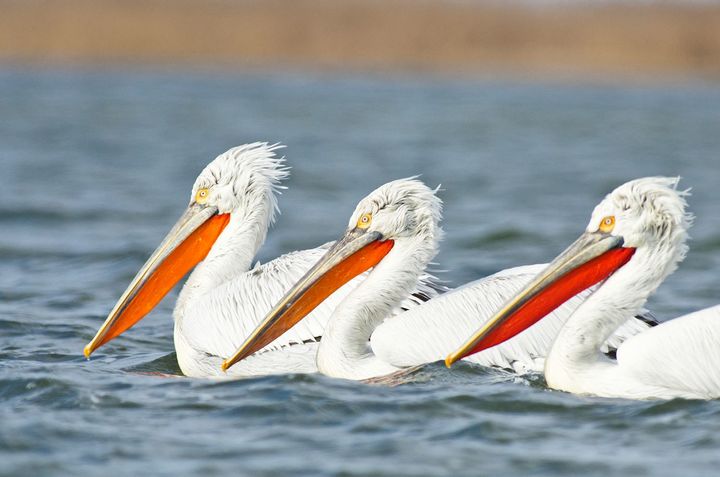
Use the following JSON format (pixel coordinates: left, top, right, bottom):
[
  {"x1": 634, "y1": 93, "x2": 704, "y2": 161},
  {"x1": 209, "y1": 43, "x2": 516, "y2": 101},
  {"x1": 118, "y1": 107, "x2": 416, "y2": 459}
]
[
  {"x1": 448, "y1": 177, "x2": 720, "y2": 400},
  {"x1": 83, "y1": 143, "x2": 440, "y2": 378},
  {"x1": 223, "y1": 178, "x2": 655, "y2": 380}
]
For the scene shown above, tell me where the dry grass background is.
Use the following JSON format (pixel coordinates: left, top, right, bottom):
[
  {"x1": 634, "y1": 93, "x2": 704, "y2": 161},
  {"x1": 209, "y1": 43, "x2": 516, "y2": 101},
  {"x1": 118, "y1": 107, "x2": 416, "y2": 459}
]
[{"x1": 1, "y1": 0, "x2": 720, "y2": 81}]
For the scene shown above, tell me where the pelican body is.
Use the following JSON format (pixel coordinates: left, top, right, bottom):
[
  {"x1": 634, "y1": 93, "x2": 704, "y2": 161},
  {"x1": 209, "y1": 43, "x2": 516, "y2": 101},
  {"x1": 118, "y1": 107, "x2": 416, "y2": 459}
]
[
  {"x1": 83, "y1": 143, "x2": 439, "y2": 377},
  {"x1": 449, "y1": 177, "x2": 720, "y2": 400},
  {"x1": 224, "y1": 178, "x2": 655, "y2": 381}
]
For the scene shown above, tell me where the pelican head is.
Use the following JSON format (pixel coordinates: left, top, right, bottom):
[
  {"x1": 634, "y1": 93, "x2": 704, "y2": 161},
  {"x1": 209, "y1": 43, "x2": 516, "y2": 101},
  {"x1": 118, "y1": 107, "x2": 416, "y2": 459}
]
[
  {"x1": 84, "y1": 142, "x2": 288, "y2": 358},
  {"x1": 346, "y1": 177, "x2": 442, "y2": 242},
  {"x1": 189, "y1": 142, "x2": 288, "y2": 220},
  {"x1": 447, "y1": 176, "x2": 692, "y2": 366},
  {"x1": 584, "y1": 177, "x2": 690, "y2": 263},
  {"x1": 221, "y1": 178, "x2": 442, "y2": 371}
]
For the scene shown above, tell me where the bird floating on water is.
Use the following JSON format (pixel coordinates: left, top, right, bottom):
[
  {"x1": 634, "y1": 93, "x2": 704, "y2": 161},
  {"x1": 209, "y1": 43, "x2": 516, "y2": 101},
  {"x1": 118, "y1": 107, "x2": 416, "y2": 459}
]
[
  {"x1": 223, "y1": 178, "x2": 655, "y2": 380},
  {"x1": 447, "y1": 177, "x2": 720, "y2": 400},
  {"x1": 83, "y1": 143, "x2": 440, "y2": 378}
]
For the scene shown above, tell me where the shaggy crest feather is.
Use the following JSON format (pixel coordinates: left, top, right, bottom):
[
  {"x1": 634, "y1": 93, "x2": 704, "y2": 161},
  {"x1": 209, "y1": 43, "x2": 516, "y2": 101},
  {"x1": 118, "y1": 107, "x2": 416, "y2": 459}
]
[
  {"x1": 589, "y1": 176, "x2": 692, "y2": 282},
  {"x1": 349, "y1": 177, "x2": 444, "y2": 244},
  {"x1": 192, "y1": 142, "x2": 289, "y2": 222}
]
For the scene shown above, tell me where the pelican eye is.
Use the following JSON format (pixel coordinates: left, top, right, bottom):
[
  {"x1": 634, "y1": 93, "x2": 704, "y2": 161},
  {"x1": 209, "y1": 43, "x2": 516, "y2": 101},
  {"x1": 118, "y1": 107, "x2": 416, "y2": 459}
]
[
  {"x1": 599, "y1": 215, "x2": 615, "y2": 233},
  {"x1": 357, "y1": 212, "x2": 373, "y2": 229},
  {"x1": 195, "y1": 188, "x2": 210, "y2": 204}
]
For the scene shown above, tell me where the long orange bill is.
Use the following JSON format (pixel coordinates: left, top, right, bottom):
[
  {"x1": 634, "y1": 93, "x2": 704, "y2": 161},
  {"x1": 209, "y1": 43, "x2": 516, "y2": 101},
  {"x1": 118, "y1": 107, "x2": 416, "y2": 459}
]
[
  {"x1": 84, "y1": 203, "x2": 230, "y2": 358},
  {"x1": 221, "y1": 228, "x2": 394, "y2": 371},
  {"x1": 446, "y1": 232, "x2": 635, "y2": 367}
]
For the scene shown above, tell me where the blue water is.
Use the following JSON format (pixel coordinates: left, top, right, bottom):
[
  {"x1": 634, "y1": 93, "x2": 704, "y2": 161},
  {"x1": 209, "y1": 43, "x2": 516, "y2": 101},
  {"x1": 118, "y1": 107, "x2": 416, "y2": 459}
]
[{"x1": 2, "y1": 67, "x2": 720, "y2": 476}]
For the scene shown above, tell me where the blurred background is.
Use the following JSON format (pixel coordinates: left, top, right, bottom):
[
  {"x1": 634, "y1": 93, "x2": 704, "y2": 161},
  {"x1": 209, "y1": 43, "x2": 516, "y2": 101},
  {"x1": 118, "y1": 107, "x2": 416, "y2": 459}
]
[
  {"x1": 2, "y1": 0, "x2": 720, "y2": 80},
  {"x1": 3, "y1": 1, "x2": 720, "y2": 476}
]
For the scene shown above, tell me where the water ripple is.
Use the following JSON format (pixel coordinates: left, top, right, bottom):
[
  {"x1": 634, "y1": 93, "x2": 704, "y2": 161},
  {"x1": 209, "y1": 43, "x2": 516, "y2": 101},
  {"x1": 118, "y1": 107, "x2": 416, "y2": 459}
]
[{"x1": 2, "y1": 68, "x2": 720, "y2": 477}]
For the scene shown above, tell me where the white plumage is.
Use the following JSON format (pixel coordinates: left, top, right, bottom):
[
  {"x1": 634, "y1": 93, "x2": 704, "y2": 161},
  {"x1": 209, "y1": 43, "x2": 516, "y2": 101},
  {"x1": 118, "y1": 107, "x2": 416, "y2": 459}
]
[
  {"x1": 86, "y1": 143, "x2": 440, "y2": 378},
  {"x1": 227, "y1": 178, "x2": 655, "y2": 381},
  {"x1": 371, "y1": 264, "x2": 650, "y2": 375},
  {"x1": 609, "y1": 305, "x2": 720, "y2": 399},
  {"x1": 166, "y1": 144, "x2": 350, "y2": 377},
  {"x1": 544, "y1": 178, "x2": 720, "y2": 400},
  {"x1": 177, "y1": 242, "x2": 438, "y2": 378},
  {"x1": 453, "y1": 177, "x2": 720, "y2": 400}
]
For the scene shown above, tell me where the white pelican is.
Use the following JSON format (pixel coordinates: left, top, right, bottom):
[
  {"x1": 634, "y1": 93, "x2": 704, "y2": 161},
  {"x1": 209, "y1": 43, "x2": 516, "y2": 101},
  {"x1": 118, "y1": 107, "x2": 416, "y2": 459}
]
[
  {"x1": 447, "y1": 177, "x2": 720, "y2": 400},
  {"x1": 222, "y1": 178, "x2": 655, "y2": 380},
  {"x1": 83, "y1": 143, "x2": 441, "y2": 378}
]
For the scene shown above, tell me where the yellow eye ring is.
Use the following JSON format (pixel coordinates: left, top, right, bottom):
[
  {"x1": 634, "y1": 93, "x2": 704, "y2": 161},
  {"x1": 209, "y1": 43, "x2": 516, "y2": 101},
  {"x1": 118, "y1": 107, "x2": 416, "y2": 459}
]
[
  {"x1": 195, "y1": 188, "x2": 210, "y2": 204},
  {"x1": 599, "y1": 215, "x2": 615, "y2": 233},
  {"x1": 357, "y1": 212, "x2": 372, "y2": 229}
]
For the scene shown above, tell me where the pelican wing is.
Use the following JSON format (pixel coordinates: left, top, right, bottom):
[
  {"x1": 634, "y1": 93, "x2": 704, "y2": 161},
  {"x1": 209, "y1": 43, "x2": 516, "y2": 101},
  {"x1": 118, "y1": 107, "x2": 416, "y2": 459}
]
[
  {"x1": 616, "y1": 305, "x2": 720, "y2": 399},
  {"x1": 177, "y1": 244, "x2": 443, "y2": 366},
  {"x1": 175, "y1": 328, "x2": 321, "y2": 378},
  {"x1": 178, "y1": 246, "x2": 328, "y2": 359},
  {"x1": 371, "y1": 264, "x2": 653, "y2": 373}
]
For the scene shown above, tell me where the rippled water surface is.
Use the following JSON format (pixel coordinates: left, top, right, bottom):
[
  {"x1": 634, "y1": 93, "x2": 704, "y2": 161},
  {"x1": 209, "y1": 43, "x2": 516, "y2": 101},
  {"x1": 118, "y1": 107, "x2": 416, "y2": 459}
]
[{"x1": 2, "y1": 68, "x2": 720, "y2": 476}]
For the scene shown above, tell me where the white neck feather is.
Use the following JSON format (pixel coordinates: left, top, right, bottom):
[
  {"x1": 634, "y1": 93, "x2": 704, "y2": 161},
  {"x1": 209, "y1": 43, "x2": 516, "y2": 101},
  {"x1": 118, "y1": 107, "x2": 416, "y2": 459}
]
[
  {"x1": 546, "y1": 244, "x2": 678, "y2": 373},
  {"x1": 316, "y1": 236, "x2": 435, "y2": 380},
  {"x1": 174, "y1": 194, "x2": 273, "y2": 322}
]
